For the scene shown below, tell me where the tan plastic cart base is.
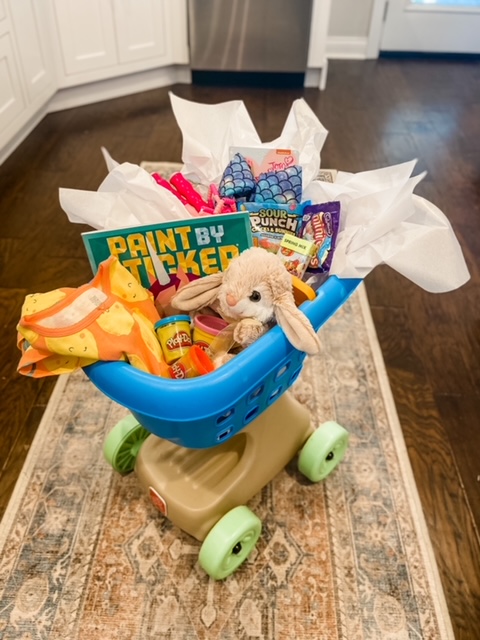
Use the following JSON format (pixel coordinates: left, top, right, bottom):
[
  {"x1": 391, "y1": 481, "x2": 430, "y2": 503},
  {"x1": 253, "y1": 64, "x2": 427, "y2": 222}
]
[{"x1": 135, "y1": 391, "x2": 314, "y2": 541}]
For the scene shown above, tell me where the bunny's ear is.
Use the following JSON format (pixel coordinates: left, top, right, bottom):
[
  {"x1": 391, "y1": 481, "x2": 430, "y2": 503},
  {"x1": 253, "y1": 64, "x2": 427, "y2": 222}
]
[
  {"x1": 171, "y1": 272, "x2": 224, "y2": 311},
  {"x1": 274, "y1": 293, "x2": 321, "y2": 355}
]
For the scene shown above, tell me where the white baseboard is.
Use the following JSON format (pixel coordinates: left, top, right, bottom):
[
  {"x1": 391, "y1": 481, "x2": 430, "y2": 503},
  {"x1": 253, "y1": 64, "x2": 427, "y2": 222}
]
[
  {"x1": 326, "y1": 36, "x2": 369, "y2": 60},
  {"x1": 0, "y1": 65, "x2": 191, "y2": 164},
  {"x1": 0, "y1": 107, "x2": 51, "y2": 167},
  {"x1": 48, "y1": 65, "x2": 191, "y2": 113}
]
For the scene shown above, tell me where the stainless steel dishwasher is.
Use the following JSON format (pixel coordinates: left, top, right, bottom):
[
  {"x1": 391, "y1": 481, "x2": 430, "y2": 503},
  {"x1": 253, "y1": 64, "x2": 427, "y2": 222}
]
[{"x1": 188, "y1": 0, "x2": 313, "y2": 80}]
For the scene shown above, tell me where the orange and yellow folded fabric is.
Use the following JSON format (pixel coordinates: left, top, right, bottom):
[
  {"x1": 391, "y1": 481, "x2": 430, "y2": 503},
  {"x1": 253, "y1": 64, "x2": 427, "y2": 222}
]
[{"x1": 17, "y1": 256, "x2": 165, "y2": 377}]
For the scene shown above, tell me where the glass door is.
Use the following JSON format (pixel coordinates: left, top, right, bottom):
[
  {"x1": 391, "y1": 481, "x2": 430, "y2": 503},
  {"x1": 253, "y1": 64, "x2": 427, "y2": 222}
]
[{"x1": 380, "y1": 0, "x2": 480, "y2": 53}]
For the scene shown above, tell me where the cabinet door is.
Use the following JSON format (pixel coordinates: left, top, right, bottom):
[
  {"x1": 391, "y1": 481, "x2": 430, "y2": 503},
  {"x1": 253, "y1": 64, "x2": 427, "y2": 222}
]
[
  {"x1": 52, "y1": 0, "x2": 117, "y2": 75},
  {"x1": 8, "y1": 0, "x2": 56, "y2": 105},
  {"x1": 0, "y1": 30, "x2": 25, "y2": 132},
  {"x1": 112, "y1": 0, "x2": 171, "y2": 65}
]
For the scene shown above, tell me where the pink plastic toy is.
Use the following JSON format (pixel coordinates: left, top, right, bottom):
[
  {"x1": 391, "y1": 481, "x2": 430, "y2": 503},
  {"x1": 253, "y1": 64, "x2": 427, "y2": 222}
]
[
  {"x1": 151, "y1": 172, "x2": 189, "y2": 205},
  {"x1": 170, "y1": 172, "x2": 210, "y2": 213}
]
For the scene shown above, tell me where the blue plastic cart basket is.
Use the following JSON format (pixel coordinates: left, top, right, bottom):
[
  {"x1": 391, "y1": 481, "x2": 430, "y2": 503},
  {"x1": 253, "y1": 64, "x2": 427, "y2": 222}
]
[{"x1": 85, "y1": 275, "x2": 361, "y2": 449}]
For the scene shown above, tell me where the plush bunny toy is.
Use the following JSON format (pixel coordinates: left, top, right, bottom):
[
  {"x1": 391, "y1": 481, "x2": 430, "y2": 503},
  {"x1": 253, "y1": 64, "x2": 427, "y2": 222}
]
[{"x1": 171, "y1": 247, "x2": 321, "y2": 355}]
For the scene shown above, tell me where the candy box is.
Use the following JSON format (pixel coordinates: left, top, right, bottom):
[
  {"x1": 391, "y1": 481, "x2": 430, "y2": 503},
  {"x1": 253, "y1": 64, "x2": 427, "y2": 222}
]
[
  {"x1": 277, "y1": 233, "x2": 317, "y2": 279},
  {"x1": 239, "y1": 201, "x2": 308, "y2": 254},
  {"x1": 299, "y1": 201, "x2": 341, "y2": 274}
]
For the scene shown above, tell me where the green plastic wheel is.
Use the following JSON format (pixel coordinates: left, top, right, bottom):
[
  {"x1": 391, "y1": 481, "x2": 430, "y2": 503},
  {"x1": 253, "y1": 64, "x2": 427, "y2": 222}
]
[
  {"x1": 298, "y1": 421, "x2": 349, "y2": 482},
  {"x1": 103, "y1": 414, "x2": 151, "y2": 474},
  {"x1": 199, "y1": 506, "x2": 262, "y2": 580}
]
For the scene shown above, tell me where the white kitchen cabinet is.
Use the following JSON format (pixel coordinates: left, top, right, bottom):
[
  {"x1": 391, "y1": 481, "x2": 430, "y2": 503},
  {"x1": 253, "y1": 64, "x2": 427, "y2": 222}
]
[
  {"x1": 0, "y1": 0, "x2": 56, "y2": 161},
  {"x1": 52, "y1": 0, "x2": 117, "y2": 76},
  {"x1": 0, "y1": 0, "x2": 189, "y2": 162},
  {"x1": 8, "y1": 0, "x2": 56, "y2": 105},
  {"x1": 51, "y1": 0, "x2": 188, "y2": 88},
  {"x1": 112, "y1": 0, "x2": 170, "y2": 65},
  {"x1": 0, "y1": 30, "x2": 25, "y2": 134}
]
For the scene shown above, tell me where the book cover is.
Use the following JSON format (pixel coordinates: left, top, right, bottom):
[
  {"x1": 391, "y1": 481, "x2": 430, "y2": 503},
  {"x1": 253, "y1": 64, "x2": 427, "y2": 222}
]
[{"x1": 82, "y1": 213, "x2": 253, "y2": 289}]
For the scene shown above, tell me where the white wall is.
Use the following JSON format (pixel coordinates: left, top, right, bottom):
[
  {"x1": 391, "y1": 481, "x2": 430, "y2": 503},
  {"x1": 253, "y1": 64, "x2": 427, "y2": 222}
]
[
  {"x1": 327, "y1": 0, "x2": 375, "y2": 59},
  {"x1": 329, "y1": 0, "x2": 374, "y2": 37}
]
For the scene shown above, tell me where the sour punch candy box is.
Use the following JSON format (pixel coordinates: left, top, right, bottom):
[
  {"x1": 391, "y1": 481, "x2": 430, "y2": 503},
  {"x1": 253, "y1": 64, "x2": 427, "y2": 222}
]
[{"x1": 239, "y1": 201, "x2": 308, "y2": 254}]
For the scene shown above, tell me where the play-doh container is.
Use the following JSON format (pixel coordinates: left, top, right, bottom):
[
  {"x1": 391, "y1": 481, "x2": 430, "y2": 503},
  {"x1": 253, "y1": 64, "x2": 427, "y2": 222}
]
[
  {"x1": 167, "y1": 344, "x2": 215, "y2": 379},
  {"x1": 192, "y1": 315, "x2": 229, "y2": 351},
  {"x1": 154, "y1": 315, "x2": 192, "y2": 364}
]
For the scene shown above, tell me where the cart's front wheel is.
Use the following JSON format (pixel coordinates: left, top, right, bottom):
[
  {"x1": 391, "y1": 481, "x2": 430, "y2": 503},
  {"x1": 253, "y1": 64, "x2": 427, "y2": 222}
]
[
  {"x1": 298, "y1": 421, "x2": 349, "y2": 482},
  {"x1": 103, "y1": 414, "x2": 150, "y2": 474},
  {"x1": 199, "y1": 506, "x2": 262, "y2": 580}
]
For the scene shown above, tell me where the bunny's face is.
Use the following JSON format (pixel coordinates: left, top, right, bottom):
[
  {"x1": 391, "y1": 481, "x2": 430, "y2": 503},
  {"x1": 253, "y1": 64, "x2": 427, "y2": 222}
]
[
  {"x1": 216, "y1": 247, "x2": 291, "y2": 324},
  {"x1": 218, "y1": 277, "x2": 275, "y2": 323}
]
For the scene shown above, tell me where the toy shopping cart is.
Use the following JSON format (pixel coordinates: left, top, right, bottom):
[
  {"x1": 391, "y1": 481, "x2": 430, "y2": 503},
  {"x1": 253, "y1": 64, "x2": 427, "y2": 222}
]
[{"x1": 85, "y1": 275, "x2": 361, "y2": 580}]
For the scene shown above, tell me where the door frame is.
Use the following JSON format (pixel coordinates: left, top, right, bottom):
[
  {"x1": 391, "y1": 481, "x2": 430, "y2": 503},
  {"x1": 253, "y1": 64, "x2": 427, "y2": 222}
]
[{"x1": 366, "y1": 0, "x2": 388, "y2": 59}]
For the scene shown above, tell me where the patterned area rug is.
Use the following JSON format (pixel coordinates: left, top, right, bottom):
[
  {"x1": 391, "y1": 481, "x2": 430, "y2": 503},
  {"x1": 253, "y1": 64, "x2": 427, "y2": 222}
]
[{"x1": 0, "y1": 285, "x2": 453, "y2": 639}]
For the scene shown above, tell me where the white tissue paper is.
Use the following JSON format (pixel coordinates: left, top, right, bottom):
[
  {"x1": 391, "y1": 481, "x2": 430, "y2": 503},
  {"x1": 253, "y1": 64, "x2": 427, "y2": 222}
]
[
  {"x1": 59, "y1": 148, "x2": 191, "y2": 230},
  {"x1": 304, "y1": 160, "x2": 470, "y2": 292},
  {"x1": 58, "y1": 94, "x2": 329, "y2": 230},
  {"x1": 169, "y1": 92, "x2": 328, "y2": 188}
]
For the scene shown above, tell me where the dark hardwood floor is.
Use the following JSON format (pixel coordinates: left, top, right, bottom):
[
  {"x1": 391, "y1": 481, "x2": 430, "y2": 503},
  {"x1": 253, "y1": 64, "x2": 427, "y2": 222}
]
[{"x1": 1, "y1": 59, "x2": 479, "y2": 637}]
